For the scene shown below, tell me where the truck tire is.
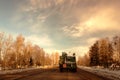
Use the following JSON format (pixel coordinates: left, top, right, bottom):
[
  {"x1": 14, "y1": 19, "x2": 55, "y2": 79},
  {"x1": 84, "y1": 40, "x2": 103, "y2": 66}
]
[
  {"x1": 60, "y1": 68, "x2": 63, "y2": 72},
  {"x1": 72, "y1": 68, "x2": 77, "y2": 72}
]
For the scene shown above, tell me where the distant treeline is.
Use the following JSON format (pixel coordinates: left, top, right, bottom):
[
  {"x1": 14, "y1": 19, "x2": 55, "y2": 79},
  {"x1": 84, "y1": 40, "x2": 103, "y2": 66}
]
[
  {"x1": 77, "y1": 36, "x2": 120, "y2": 68},
  {"x1": 0, "y1": 32, "x2": 59, "y2": 70}
]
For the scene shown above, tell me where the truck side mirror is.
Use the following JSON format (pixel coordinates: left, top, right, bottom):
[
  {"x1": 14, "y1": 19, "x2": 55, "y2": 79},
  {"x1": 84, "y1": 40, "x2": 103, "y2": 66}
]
[{"x1": 73, "y1": 53, "x2": 75, "y2": 56}]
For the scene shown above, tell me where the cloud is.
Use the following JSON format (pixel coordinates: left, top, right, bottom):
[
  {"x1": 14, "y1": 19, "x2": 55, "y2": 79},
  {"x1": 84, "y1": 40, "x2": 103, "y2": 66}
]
[
  {"x1": 87, "y1": 37, "x2": 99, "y2": 46},
  {"x1": 4, "y1": 0, "x2": 120, "y2": 54},
  {"x1": 44, "y1": 46, "x2": 89, "y2": 57},
  {"x1": 26, "y1": 34, "x2": 54, "y2": 48},
  {"x1": 30, "y1": 22, "x2": 42, "y2": 33},
  {"x1": 62, "y1": 46, "x2": 89, "y2": 57},
  {"x1": 44, "y1": 48, "x2": 62, "y2": 54},
  {"x1": 62, "y1": 1, "x2": 120, "y2": 38}
]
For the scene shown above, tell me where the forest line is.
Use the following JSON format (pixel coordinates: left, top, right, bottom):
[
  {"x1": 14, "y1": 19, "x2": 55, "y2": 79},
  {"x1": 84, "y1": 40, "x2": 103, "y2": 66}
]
[{"x1": 0, "y1": 32, "x2": 59, "y2": 70}]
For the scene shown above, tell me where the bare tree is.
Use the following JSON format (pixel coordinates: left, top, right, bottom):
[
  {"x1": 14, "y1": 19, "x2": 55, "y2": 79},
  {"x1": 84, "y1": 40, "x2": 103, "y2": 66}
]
[
  {"x1": 98, "y1": 38, "x2": 113, "y2": 68},
  {"x1": 0, "y1": 33, "x2": 54, "y2": 70},
  {"x1": 14, "y1": 34, "x2": 25, "y2": 68},
  {"x1": 54, "y1": 52, "x2": 59, "y2": 65},
  {"x1": 2, "y1": 35, "x2": 14, "y2": 69},
  {"x1": 44, "y1": 53, "x2": 52, "y2": 65},
  {"x1": 77, "y1": 54, "x2": 90, "y2": 66},
  {"x1": 32, "y1": 45, "x2": 41, "y2": 66}
]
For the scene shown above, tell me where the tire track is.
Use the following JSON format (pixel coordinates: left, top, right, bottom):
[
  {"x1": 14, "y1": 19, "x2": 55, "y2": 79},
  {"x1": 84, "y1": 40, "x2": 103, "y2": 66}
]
[
  {"x1": 0, "y1": 68, "x2": 113, "y2": 80},
  {"x1": 76, "y1": 68, "x2": 113, "y2": 80},
  {"x1": 14, "y1": 68, "x2": 58, "y2": 80}
]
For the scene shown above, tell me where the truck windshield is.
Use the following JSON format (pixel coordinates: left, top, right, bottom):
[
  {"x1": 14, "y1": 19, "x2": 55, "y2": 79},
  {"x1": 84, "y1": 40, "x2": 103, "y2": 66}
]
[{"x1": 66, "y1": 56, "x2": 75, "y2": 62}]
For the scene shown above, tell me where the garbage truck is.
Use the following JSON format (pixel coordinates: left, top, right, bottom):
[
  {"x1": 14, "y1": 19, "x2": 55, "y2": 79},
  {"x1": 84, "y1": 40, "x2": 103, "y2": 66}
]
[{"x1": 59, "y1": 52, "x2": 77, "y2": 72}]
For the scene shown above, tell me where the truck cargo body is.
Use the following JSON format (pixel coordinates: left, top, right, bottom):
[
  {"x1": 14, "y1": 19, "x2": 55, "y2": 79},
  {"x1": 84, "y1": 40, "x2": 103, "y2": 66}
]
[{"x1": 59, "y1": 52, "x2": 77, "y2": 72}]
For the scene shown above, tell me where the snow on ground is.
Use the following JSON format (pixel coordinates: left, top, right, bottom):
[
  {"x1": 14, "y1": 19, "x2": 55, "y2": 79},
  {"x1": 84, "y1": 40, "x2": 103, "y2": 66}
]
[
  {"x1": 0, "y1": 66, "x2": 53, "y2": 75},
  {"x1": 0, "y1": 67, "x2": 40, "y2": 75},
  {"x1": 78, "y1": 66, "x2": 120, "y2": 80}
]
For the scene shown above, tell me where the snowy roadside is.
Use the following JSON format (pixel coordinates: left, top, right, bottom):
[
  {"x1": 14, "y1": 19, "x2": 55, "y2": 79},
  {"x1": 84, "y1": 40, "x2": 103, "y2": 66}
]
[
  {"x1": 0, "y1": 66, "x2": 53, "y2": 75},
  {"x1": 78, "y1": 66, "x2": 120, "y2": 80}
]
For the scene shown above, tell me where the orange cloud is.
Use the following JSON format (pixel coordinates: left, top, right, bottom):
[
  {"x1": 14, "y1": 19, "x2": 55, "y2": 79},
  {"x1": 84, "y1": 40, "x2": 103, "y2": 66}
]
[{"x1": 62, "y1": 2, "x2": 120, "y2": 37}]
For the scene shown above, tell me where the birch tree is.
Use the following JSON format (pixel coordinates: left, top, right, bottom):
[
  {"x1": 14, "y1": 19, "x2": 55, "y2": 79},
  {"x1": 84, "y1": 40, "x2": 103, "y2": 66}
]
[{"x1": 112, "y1": 36, "x2": 120, "y2": 64}]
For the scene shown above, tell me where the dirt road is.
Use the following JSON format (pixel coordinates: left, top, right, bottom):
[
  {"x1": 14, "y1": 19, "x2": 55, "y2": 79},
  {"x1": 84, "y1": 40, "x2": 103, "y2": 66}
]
[{"x1": 0, "y1": 68, "x2": 112, "y2": 80}]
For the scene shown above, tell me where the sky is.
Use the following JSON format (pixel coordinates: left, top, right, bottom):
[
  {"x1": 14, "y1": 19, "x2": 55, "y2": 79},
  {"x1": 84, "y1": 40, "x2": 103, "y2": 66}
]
[{"x1": 0, "y1": 0, "x2": 120, "y2": 56}]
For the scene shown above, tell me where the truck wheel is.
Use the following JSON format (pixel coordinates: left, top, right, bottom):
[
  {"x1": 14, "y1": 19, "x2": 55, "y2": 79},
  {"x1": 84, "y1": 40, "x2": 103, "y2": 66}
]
[
  {"x1": 73, "y1": 69, "x2": 77, "y2": 72},
  {"x1": 60, "y1": 68, "x2": 63, "y2": 72}
]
